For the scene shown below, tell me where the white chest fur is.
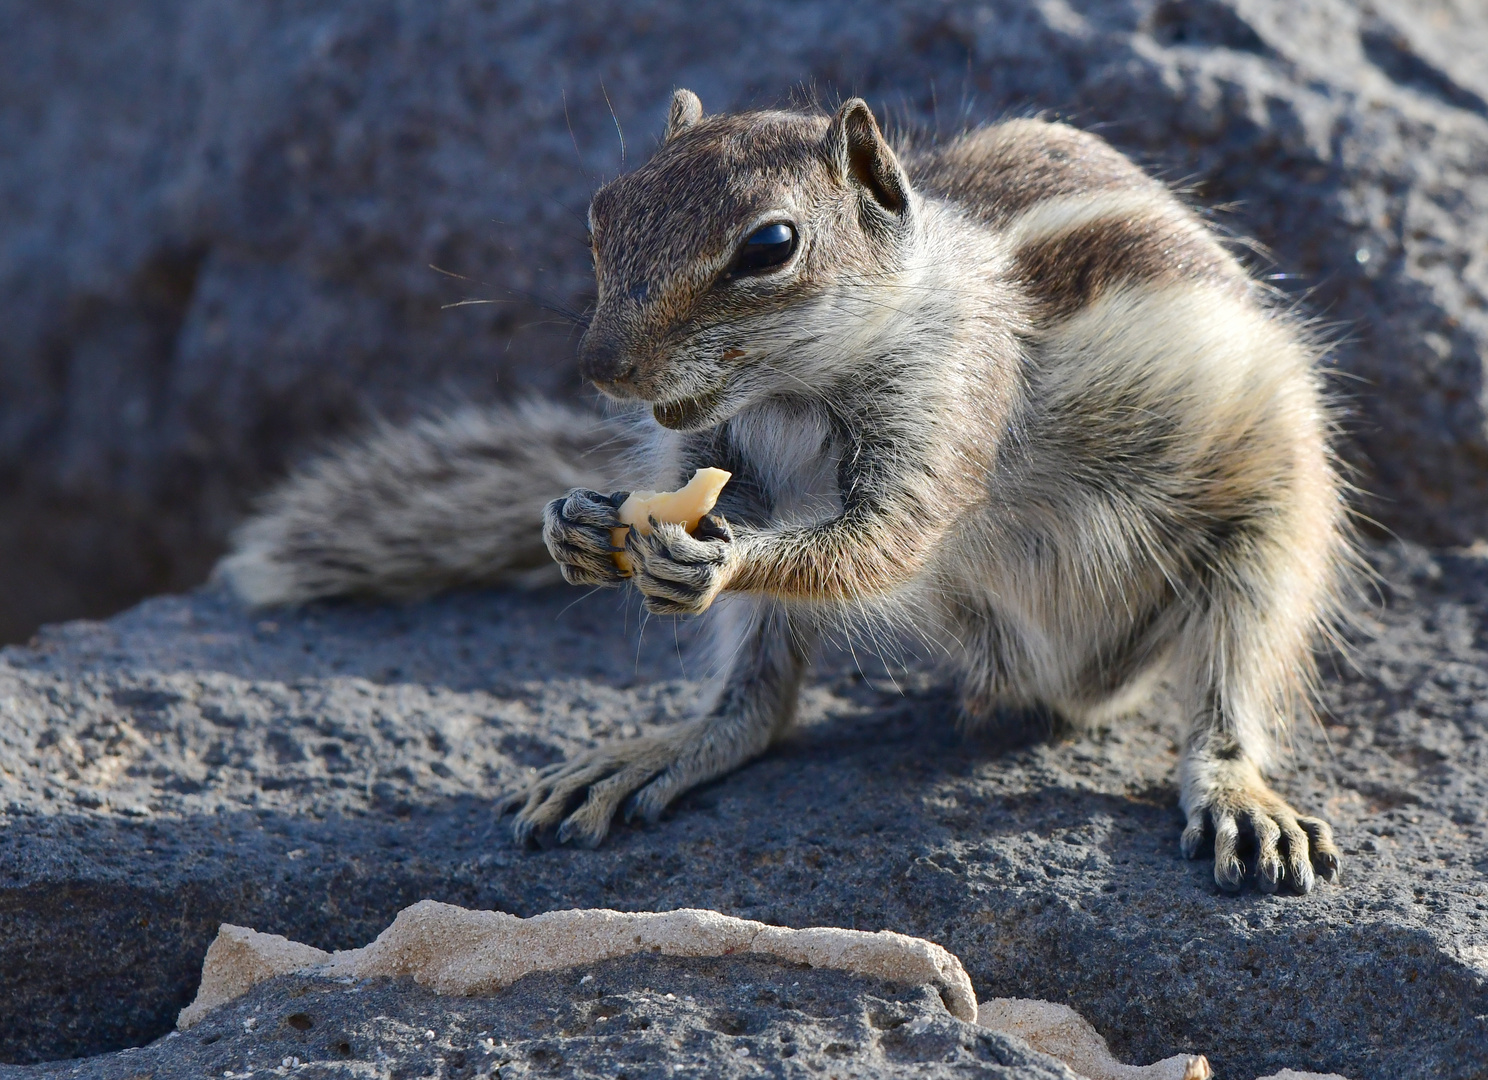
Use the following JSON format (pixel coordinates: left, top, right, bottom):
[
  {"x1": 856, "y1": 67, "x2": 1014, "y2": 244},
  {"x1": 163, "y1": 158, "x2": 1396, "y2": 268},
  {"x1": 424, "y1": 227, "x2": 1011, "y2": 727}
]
[{"x1": 729, "y1": 400, "x2": 840, "y2": 526}]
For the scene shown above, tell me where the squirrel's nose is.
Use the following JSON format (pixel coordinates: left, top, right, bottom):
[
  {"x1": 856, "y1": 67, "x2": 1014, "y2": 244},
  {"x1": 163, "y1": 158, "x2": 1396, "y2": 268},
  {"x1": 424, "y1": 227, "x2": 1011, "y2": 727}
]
[{"x1": 578, "y1": 332, "x2": 638, "y2": 386}]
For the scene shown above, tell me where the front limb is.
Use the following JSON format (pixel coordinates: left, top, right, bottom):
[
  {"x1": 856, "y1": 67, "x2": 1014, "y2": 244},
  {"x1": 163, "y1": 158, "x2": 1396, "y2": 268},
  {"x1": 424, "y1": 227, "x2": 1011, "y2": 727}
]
[
  {"x1": 1175, "y1": 647, "x2": 1342, "y2": 893},
  {"x1": 508, "y1": 599, "x2": 813, "y2": 847},
  {"x1": 517, "y1": 412, "x2": 972, "y2": 847},
  {"x1": 626, "y1": 436, "x2": 976, "y2": 612}
]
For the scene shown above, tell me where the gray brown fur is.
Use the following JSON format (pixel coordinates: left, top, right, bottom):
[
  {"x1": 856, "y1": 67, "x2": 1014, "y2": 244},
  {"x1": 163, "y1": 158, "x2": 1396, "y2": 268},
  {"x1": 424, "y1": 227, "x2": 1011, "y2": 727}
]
[
  {"x1": 216, "y1": 401, "x2": 635, "y2": 605},
  {"x1": 221, "y1": 91, "x2": 1352, "y2": 894}
]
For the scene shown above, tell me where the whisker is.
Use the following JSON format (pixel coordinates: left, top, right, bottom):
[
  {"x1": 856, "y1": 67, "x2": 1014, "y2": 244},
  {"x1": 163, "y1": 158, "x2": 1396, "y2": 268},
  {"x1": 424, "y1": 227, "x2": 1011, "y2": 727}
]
[
  {"x1": 562, "y1": 88, "x2": 593, "y2": 186},
  {"x1": 429, "y1": 264, "x2": 591, "y2": 326},
  {"x1": 601, "y1": 80, "x2": 625, "y2": 170}
]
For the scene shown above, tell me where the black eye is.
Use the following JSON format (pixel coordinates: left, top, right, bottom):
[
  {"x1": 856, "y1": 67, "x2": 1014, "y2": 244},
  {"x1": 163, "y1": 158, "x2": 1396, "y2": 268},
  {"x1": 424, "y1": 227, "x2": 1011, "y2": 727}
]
[{"x1": 729, "y1": 222, "x2": 797, "y2": 277}]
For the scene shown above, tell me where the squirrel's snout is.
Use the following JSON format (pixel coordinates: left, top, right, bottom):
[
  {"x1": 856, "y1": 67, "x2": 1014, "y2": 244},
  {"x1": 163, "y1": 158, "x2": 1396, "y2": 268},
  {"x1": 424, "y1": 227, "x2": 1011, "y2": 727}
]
[{"x1": 578, "y1": 333, "x2": 639, "y2": 389}]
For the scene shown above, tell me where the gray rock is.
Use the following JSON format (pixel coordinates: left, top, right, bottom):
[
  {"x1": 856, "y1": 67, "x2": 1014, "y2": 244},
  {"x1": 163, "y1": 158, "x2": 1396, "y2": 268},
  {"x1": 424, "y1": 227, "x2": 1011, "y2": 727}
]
[
  {"x1": 2, "y1": 0, "x2": 1486, "y2": 642},
  {"x1": 0, "y1": 956, "x2": 1076, "y2": 1080},
  {"x1": 2, "y1": 542, "x2": 1487, "y2": 1078}
]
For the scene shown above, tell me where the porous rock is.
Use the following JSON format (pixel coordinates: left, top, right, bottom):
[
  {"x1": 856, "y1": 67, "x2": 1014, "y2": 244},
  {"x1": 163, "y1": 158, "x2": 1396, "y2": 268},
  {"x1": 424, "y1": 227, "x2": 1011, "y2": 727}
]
[
  {"x1": 175, "y1": 927, "x2": 330, "y2": 1032},
  {"x1": 1, "y1": 542, "x2": 1484, "y2": 1078},
  {"x1": 2, "y1": 0, "x2": 1486, "y2": 642},
  {"x1": 161, "y1": 902, "x2": 1212, "y2": 1080},
  {"x1": 5, "y1": 954, "x2": 1077, "y2": 1080},
  {"x1": 178, "y1": 901, "x2": 977, "y2": 1026},
  {"x1": 977, "y1": 1000, "x2": 1205, "y2": 1080}
]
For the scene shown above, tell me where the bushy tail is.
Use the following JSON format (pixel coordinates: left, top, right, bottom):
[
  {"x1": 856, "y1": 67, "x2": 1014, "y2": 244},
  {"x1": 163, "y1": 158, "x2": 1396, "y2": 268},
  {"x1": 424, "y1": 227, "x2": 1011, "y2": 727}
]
[{"x1": 215, "y1": 400, "x2": 634, "y2": 607}]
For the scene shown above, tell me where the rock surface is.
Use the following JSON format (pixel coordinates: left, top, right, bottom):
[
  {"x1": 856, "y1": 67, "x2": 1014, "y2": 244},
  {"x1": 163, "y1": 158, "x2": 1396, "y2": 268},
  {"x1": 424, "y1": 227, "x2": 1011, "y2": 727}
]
[
  {"x1": 2, "y1": 956, "x2": 1077, "y2": 1080},
  {"x1": 2, "y1": 0, "x2": 1486, "y2": 642},
  {"x1": 175, "y1": 903, "x2": 979, "y2": 1029},
  {"x1": 2, "y1": 542, "x2": 1486, "y2": 1078},
  {"x1": 167, "y1": 905, "x2": 1209, "y2": 1079}
]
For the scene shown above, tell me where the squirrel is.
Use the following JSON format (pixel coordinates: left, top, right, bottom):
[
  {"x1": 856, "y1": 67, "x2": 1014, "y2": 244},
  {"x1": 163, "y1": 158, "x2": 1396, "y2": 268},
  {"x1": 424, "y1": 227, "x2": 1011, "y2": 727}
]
[{"x1": 218, "y1": 90, "x2": 1353, "y2": 894}]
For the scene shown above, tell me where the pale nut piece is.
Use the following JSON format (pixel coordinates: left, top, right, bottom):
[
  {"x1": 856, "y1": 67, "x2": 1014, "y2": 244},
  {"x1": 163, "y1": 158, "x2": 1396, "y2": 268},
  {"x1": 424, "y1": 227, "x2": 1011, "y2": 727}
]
[{"x1": 611, "y1": 467, "x2": 732, "y2": 575}]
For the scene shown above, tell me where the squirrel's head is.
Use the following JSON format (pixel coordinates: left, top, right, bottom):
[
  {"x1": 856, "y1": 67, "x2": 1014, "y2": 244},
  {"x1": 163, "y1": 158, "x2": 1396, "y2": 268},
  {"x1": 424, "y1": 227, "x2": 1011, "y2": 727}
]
[{"x1": 579, "y1": 90, "x2": 921, "y2": 431}]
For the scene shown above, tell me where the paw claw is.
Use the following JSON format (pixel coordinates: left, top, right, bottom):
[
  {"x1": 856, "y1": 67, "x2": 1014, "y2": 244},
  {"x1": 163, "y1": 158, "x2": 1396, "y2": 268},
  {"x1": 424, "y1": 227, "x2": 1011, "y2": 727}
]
[
  {"x1": 1256, "y1": 859, "x2": 1283, "y2": 893},
  {"x1": 1291, "y1": 859, "x2": 1317, "y2": 894},
  {"x1": 622, "y1": 793, "x2": 656, "y2": 826},
  {"x1": 511, "y1": 814, "x2": 539, "y2": 849},
  {"x1": 1214, "y1": 859, "x2": 1246, "y2": 892},
  {"x1": 555, "y1": 817, "x2": 604, "y2": 849}
]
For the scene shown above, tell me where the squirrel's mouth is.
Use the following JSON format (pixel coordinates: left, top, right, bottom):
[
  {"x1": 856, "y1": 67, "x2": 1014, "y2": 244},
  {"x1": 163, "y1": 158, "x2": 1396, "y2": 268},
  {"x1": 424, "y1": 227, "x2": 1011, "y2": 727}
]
[{"x1": 652, "y1": 387, "x2": 724, "y2": 431}]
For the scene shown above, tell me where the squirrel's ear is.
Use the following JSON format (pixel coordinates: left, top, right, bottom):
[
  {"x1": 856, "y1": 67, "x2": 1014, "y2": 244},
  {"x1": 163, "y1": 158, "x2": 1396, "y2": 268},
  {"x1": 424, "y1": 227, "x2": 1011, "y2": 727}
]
[
  {"x1": 664, "y1": 89, "x2": 704, "y2": 142},
  {"x1": 824, "y1": 98, "x2": 909, "y2": 215}
]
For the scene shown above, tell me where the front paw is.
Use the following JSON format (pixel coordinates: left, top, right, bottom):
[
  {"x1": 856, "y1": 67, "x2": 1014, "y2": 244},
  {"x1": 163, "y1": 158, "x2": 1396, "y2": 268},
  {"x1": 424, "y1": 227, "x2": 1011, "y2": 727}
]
[
  {"x1": 542, "y1": 488, "x2": 628, "y2": 587},
  {"x1": 1181, "y1": 758, "x2": 1341, "y2": 894},
  {"x1": 627, "y1": 512, "x2": 734, "y2": 616}
]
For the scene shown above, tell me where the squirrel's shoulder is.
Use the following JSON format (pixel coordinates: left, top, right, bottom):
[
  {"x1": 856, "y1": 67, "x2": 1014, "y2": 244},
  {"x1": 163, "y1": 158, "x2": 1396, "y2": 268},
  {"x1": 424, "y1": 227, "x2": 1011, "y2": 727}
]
[{"x1": 905, "y1": 119, "x2": 1167, "y2": 228}]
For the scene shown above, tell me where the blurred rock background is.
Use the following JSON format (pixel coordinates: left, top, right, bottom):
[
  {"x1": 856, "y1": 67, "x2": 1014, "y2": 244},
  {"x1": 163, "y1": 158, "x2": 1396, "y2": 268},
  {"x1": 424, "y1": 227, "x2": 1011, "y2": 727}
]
[{"x1": 2, "y1": 0, "x2": 1485, "y2": 643}]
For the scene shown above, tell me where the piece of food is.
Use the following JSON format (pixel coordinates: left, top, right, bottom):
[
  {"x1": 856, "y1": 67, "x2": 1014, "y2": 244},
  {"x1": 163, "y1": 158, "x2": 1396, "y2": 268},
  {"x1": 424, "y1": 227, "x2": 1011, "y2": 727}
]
[{"x1": 611, "y1": 467, "x2": 732, "y2": 574}]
